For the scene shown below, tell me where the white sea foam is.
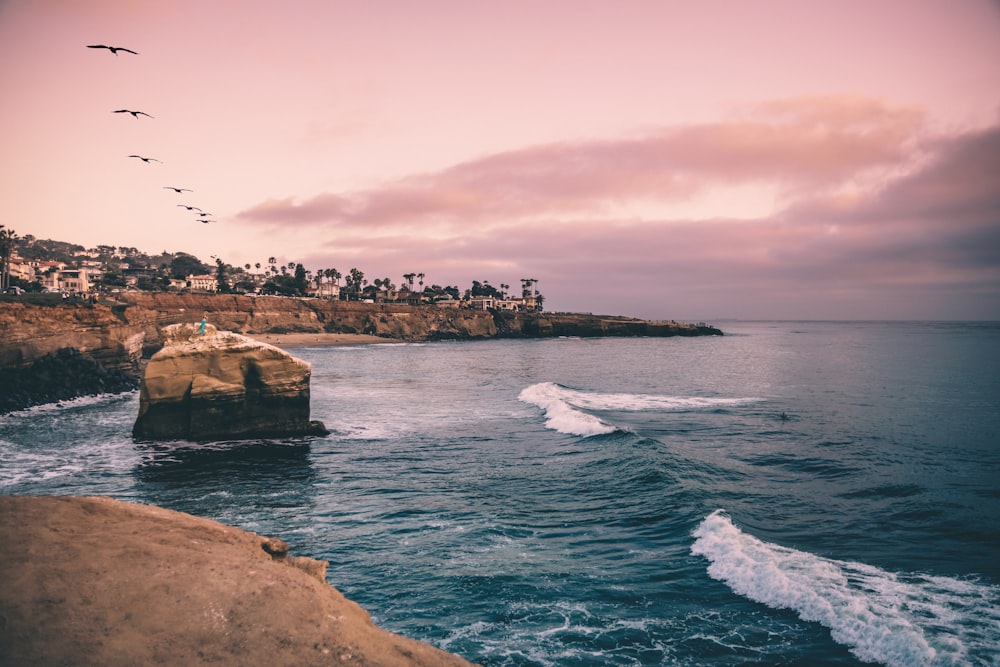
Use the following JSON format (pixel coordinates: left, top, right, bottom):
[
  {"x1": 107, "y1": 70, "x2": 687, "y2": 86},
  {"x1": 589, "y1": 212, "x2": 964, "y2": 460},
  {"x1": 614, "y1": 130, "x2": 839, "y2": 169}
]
[
  {"x1": 691, "y1": 510, "x2": 1000, "y2": 666},
  {"x1": 518, "y1": 383, "x2": 616, "y2": 436},
  {"x1": 518, "y1": 382, "x2": 756, "y2": 437},
  {"x1": 0, "y1": 391, "x2": 136, "y2": 423}
]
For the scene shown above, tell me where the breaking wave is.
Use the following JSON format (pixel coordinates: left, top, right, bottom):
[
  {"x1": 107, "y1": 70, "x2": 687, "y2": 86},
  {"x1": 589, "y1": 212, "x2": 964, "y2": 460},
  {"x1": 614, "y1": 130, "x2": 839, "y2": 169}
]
[
  {"x1": 518, "y1": 382, "x2": 756, "y2": 437},
  {"x1": 691, "y1": 510, "x2": 1000, "y2": 666}
]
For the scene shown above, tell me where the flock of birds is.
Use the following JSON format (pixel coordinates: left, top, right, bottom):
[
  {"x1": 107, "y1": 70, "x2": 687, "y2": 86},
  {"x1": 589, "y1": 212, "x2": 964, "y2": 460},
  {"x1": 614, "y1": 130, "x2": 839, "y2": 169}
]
[{"x1": 89, "y1": 44, "x2": 214, "y2": 224}]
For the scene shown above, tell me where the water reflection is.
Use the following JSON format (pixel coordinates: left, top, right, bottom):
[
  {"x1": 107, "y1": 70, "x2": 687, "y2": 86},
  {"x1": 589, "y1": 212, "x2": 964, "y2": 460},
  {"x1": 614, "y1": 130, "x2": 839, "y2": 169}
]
[{"x1": 132, "y1": 439, "x2": 319, "y2": 533}]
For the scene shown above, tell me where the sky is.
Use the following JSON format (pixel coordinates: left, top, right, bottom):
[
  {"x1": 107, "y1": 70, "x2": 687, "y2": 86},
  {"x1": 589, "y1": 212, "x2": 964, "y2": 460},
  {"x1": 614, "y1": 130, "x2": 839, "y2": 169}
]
[{"x1": 2, "y1": 0, "x2": 999, "y2": 320}]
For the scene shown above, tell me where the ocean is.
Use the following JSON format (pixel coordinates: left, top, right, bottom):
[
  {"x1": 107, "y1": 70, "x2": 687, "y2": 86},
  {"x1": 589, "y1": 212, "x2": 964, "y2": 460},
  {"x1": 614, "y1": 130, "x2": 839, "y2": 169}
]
[{"x1": 2, "y1": 320, "x2": 999, "y2": 666}]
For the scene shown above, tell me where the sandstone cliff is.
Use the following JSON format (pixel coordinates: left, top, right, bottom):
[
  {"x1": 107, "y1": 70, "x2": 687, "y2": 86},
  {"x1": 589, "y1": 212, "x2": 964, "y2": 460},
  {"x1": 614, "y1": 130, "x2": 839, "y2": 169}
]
[
  {"x1": 133, "y1": 323, "x2": 328, "y2": 441},
  {"x1": 110, "y1": 292, "x2": 499, "y2": 343},
  {"x1": 0, "y1": 495, "x2": 476, "y2": 666},
  {"x1": 0, "y1": 293, "x2": 721, "y2": 413}
]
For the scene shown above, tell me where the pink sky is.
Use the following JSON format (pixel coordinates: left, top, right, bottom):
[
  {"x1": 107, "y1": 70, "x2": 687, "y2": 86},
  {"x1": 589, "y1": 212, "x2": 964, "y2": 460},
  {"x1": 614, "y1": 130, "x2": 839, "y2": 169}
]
[{"x1": 2, "y1": 0, "x2": 999, "y2": 320}]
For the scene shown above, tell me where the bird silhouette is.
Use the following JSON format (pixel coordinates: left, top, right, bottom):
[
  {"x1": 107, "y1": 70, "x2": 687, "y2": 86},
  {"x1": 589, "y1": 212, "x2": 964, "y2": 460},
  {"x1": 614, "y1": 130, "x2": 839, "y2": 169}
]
[
  {"x1": 87, "y1": 44, "x2": 138, "y2": 55},
  {"x1": 197, "y1": 212, "x2": 213, "y2": 218},
  {"x1": 199, "y1": 219, "x2": 213, "y2": 224},
  {"x1": 177, "y1": 204, "x2": 203, "y2": 212},
  {"x1": 113, "y1": 109, "x2": 154, "y2": 119},
  {"x1": 163, "y1": 186, "x2": 192, "y2": 193},
  {"x1": 128, "y1": 155, "x2": 161, "y2": 163}
]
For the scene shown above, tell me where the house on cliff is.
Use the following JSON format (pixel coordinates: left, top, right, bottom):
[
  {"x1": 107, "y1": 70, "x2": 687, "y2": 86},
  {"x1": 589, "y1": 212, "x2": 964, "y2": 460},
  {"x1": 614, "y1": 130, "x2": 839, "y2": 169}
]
[
  {"x1": 307, "y1": 282, "x2": 340, "y2": 299},
  {"x1": 57, "y1": 269, "x2": 94, "y2": 293},
  {"x1": 467, "y1": 295, "x2": 539, "y2": 312},
  {"x1": 186, "y1": 274, "x2": 217, "y2": 292},
  {"x1": 6, "y1": 254, "x2": 34, "y2": 284}
]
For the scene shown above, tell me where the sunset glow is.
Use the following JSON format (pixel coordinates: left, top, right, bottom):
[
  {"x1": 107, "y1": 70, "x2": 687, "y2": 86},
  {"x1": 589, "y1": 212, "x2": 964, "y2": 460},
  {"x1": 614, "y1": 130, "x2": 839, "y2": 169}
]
[{"x1": 2, "y1": 0, "x2": 998, "y2": 319}]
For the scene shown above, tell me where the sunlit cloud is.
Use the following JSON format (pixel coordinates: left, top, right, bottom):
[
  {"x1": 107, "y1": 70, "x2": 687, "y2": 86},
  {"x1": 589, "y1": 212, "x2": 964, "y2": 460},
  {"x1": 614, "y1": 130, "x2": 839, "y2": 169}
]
[
  {"x1": 288, "y1": 110, "x2": 999, "y2": 319},
  {"x1": 238, "y1": 96, "x2": 929, "y2": 232}
]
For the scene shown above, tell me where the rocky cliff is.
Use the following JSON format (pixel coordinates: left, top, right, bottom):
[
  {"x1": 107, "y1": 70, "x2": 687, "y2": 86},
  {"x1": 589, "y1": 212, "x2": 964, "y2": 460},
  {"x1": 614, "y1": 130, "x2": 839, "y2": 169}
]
[
  {"x1": 0, "y1": 495, "x2": 476, "y2": 666},
  {"x1": 133, "y1": 323, "x2": 328, "y2": 441},
  {"x1": 0, "y1": 293, "x2": 721, "y2": 413}
]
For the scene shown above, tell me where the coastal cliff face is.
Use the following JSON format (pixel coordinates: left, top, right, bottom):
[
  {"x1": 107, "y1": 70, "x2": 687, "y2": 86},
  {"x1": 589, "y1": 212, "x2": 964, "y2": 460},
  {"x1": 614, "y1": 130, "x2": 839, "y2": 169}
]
[
  {"x1": 0, "y1": 495, "x2": 476, "y2": 666},
  {"x1": 0, "y1": 300, "x2": 149, "y2": 372},
  {"x1": 494, "y1": 311, "x2": 723, "y2": 338},
  {"x1": 133, "y1": 323, "x2": 327, "y2": 441},
  {"x1": 0, "y1": 293, "x2": 720, "y2": 412},
  {"x1": 0, "y1": 301, "x2": 147, "y2": 412},
  {"x1": 111, "y1": 292, "x2": 499, "y2": 342}
]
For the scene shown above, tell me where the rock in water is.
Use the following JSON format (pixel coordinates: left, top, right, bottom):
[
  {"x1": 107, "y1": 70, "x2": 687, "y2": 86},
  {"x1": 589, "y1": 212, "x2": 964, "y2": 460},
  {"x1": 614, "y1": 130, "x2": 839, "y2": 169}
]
[{"x1": 133, "y1": 322, "x2": 328, "y2": 441}]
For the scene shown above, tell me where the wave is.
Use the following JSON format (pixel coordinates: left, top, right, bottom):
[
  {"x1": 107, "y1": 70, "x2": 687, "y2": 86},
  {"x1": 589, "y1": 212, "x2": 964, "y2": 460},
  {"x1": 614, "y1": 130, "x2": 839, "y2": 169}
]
[
  {"x1": 517, "y1": 382, "x2": 756, "y2": 437},
  {"x1": 691, "y1": 510, "x2": 1000, "y2": 666}
]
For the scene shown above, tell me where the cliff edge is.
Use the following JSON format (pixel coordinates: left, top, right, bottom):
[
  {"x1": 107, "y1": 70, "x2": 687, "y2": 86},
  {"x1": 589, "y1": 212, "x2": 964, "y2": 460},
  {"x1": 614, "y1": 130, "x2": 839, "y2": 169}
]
[{"x1": 0, "y1": 495, "x2": 477, "y2": 666}]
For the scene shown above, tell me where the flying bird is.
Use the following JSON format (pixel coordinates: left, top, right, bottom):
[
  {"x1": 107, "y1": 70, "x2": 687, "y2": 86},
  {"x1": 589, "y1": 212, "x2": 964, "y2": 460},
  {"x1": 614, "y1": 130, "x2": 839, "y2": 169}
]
[
  {"x1": 199, "y1": 219, "x2": 213, "y2": 224},
  {"x1": 128, "y1": 155, "x2": 161, "y2": 163},
  {"x1": 177, "y1": 204, "x2": 203, "y2": 212},
  {"x1": 87, "y1": 44, "x2": 138, "y2": 55},
  {"x1": 163, "y1": 186, "x2": 192, "y2": 193},
  {"x1": 113, "y1": 109, "x2": 154, "y2": 119}
]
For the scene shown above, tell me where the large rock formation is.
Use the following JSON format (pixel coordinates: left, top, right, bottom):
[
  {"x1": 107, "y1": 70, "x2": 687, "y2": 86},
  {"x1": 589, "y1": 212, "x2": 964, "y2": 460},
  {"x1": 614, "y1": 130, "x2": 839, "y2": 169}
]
[
  {"x1": 0, "y1": 495, "x2": 476, "y2": 666},
  {"x1": 132, "y1": 322, "x2": 328, "y2": 441}
]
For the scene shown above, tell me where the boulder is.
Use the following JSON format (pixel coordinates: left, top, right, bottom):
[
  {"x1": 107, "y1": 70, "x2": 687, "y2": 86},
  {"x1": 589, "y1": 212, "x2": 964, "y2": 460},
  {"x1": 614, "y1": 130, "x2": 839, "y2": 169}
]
[{"x1": 132, "y1": 322, "x2": 328, "y2": 441}]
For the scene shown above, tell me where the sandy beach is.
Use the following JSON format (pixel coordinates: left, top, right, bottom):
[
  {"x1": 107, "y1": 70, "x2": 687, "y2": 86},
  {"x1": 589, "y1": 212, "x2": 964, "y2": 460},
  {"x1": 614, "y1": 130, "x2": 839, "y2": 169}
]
[{"x1": 245, "y1": 332, "x2": 398, "y2": 348}]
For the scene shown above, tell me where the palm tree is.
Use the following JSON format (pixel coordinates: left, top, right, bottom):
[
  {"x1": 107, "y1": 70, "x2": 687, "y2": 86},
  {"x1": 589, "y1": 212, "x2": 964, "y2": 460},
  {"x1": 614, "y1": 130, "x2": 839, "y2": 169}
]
[
  {"x1": 418, "y1": 272, "x2": 425, "y2": 292},
  {"x1": 0, "y1": 225, "x2": 18, "y2": 290},
  {"x1": 403, "y1": 273, "x2": 416, "y2": 291}
]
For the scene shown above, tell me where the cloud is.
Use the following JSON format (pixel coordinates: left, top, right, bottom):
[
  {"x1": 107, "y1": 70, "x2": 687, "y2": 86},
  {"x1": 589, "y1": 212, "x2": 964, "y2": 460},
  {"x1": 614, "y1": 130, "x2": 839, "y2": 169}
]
[
  {"x1": 238, "y1": 95, "x2": 927, "y2": 230},
  {"x1": 245, "y1": 96, "x2": 999, "y2": 319}
]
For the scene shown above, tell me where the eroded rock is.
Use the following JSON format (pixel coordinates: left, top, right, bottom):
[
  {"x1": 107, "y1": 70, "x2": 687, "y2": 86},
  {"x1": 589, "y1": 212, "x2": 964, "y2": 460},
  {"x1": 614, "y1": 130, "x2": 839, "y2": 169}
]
[
  {"x1": 0, "y1": 495, "x2": 476, "y2": 666},
  {"x1": 132, "y1": 322, "x2": 328, "y2": 441}
]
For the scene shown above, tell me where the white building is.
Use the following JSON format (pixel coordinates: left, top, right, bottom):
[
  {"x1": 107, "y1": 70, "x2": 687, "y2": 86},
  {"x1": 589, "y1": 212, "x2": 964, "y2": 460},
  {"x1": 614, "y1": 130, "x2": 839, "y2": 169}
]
[{"x1": 187, "y1": 274, "x2": 217, "y2": 292}]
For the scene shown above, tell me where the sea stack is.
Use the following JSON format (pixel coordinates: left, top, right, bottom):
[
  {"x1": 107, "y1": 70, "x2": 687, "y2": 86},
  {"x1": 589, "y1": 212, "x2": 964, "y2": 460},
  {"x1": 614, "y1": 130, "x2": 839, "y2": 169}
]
[{"x1": 133, "y1": 322, "x2": 328, "y2": 441}]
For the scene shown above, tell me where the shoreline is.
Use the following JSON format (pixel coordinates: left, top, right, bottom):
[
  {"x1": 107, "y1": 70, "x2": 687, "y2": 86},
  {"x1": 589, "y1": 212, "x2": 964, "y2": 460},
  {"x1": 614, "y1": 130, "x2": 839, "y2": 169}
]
[{"x1": 245, "y1": 332, "x2": 397, "y2": 348}]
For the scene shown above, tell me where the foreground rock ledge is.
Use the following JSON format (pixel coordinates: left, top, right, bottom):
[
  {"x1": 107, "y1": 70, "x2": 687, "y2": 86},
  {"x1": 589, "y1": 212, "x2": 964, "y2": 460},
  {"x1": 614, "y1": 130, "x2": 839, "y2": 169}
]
[
  {"x1": 0, "y1": 495, "x2": 476, "y2": 666},
  {"x1": 133, "y1": 322, "x2": 328, "y2": 441}
]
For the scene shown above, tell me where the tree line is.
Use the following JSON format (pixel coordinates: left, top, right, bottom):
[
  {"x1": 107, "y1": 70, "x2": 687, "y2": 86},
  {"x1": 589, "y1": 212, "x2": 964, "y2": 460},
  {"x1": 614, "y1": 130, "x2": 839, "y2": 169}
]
[{"x1": 0, "y1": 230, "x2": 543, "y2": 307}]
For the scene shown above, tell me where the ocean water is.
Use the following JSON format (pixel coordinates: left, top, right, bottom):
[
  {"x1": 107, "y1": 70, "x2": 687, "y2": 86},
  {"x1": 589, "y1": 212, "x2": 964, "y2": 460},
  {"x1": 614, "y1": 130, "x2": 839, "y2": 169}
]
[{"x1": 2, "y1": 320, "x2": 999, "y2": 666}]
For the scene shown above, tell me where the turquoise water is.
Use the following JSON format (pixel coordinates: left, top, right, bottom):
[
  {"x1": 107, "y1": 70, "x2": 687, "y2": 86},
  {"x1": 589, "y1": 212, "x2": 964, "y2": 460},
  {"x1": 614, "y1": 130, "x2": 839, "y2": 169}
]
[{"x1": 2, "y1": 321, "x2": 999, "y2": 665}]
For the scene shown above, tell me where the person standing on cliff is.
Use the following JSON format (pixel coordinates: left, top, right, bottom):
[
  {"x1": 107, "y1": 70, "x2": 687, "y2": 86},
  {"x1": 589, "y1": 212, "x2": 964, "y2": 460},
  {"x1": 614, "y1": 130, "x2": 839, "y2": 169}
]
[{"x1": 198, "y1": 314, "x2": 207, "y2": 335}]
